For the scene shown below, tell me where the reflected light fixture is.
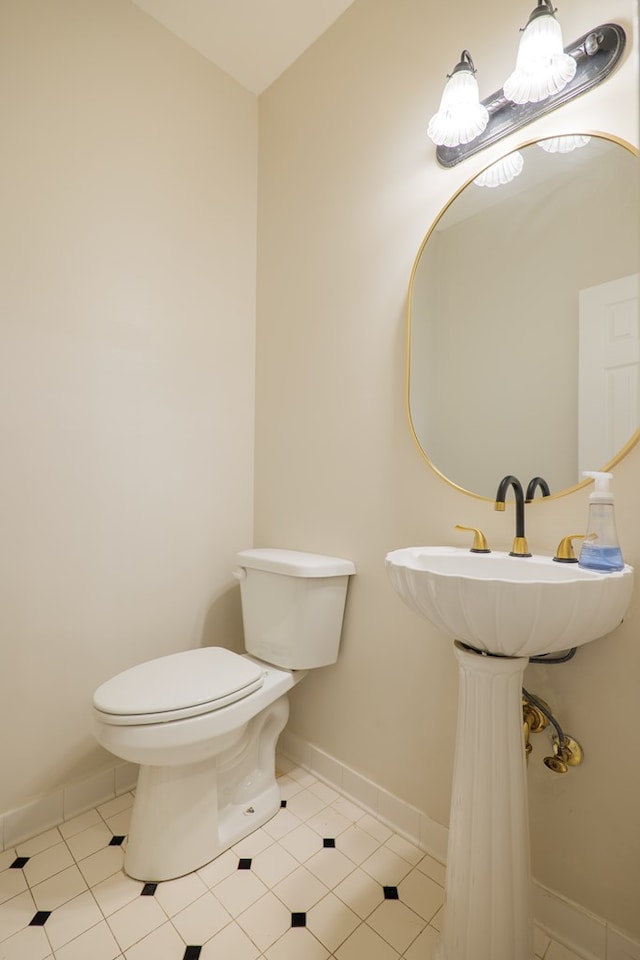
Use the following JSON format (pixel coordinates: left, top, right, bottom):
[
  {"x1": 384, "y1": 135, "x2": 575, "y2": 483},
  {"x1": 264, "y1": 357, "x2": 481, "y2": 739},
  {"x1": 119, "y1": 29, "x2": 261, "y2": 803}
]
[
  {"x1": 537, "y1": 134, "x2": 591, "y2": 153},
  {"x1": 473, "y1": 151, "x2": 524, "y2": 188},
  {"x1": 503, "y1": 0, "x2": 576, "y2": 105},
  {"x1": 427, "y1": 50, "x2": 489, "y2": 147}
]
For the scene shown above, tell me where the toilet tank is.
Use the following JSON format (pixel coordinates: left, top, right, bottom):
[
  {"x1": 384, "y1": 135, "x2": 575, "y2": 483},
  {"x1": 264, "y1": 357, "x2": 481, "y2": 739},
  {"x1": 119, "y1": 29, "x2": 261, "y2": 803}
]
[{"x1": 235, "y1": 549, "x2": 356, "y2": 669}]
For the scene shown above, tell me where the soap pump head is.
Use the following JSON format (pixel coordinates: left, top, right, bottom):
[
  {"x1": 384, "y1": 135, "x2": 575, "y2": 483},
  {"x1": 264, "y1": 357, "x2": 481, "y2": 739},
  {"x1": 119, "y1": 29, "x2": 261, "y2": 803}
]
[{"x1": 583, "y1": 470, "x2": 614, "y2": 502}]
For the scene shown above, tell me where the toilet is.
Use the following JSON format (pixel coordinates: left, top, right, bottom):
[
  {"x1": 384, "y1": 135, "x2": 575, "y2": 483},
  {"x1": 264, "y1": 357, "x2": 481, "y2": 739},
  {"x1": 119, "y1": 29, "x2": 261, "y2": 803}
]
[{"x1": 92, "y1": 548, "x2": 355, "y2": 882}]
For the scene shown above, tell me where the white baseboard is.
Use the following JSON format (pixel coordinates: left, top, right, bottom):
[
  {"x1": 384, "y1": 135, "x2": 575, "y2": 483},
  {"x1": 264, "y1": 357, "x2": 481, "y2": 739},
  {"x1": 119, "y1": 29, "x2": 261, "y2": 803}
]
[
  {"x1": 0, "y1": 762, "x2": 138, "y2": 850},
  {"x1": 278, "y1": 730, "x2": 640, "y2": 960}
]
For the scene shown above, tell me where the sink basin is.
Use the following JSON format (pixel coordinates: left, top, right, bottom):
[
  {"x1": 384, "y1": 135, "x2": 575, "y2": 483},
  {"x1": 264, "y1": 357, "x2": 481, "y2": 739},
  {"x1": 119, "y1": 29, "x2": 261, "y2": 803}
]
[{"x1": 385, "y1": 546, "x2": 634, "y2": 657}]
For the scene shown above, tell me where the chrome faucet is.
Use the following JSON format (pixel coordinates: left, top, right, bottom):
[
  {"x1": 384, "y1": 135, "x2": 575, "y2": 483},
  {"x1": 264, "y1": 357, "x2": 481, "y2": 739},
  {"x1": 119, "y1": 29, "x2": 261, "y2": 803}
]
[{"x1": 494, "y1": 475, "x2": 531, "y2": 557}]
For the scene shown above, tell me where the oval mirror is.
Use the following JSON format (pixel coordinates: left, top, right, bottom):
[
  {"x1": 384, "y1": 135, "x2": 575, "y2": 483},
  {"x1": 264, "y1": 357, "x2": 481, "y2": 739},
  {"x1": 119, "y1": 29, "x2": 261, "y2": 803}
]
[{"x1": 408, "y1": 134, "x2": 640, "y2": 500}]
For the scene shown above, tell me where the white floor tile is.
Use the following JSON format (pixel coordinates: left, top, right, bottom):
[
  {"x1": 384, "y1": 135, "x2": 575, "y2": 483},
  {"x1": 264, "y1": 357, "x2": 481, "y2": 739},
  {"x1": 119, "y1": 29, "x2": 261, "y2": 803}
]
[
  {"x1": 106, "y1": 893, "x2": 167, "y2": 952},
  {"x1": 153, "y1": 871, "x2": 208, "y2": 917},
  {"x1": 232, "y1": 827, "x2": 275, "y2": 859},
  {"x1": 404, "y1": 923, "x2": 440, "y2": 960},
  {"x1": 53, "y1": 918, "x2": 121, "y2": 960},
  {"x1": 250, "y1": 843, "x2": 299, "y2": 887},
  {"x1": 306, "y1": 891, "x2": 361, "y2": 952},
  {"x1": 360, "y1": 845, "x2": 414, "y2": 886},
  {"x1": 15, "y1": 829, "x2": 62, "y2": 859},
  {"x1": 0, "y1": 924, "x2": 52, "y2": 960},
  {"x1": 265, "y1": 926, "x2": 330, "y2": 960},
  {"x1": 199, "y1": 919, "x2": 261, "y2": 959},
  {"x1": 335, "y1": 921, "x2": 401, "y2": 960},
  {"x1": 59, "y1": 810, "x2": 102, "y2": 840},
  {"x1": 367, "y1": 899, "x2": 427, "y2": 954},
  {"x1": 285, "y1": 790, "x2": 328, "y2": 822},
  {"x1": 262, "y1": 808, "x2": 303, "y2": 841},
  {"x1": 65, "y1": 824, "x2": 113, "y2": 862},
  {"x1": 305, "y1": 847, "x2": 356, "y2": 888},
  {"x1": 170, "y1": 890, "x2": 232, "y2": 943},
  {"x1": 398, "y1": 867, "x2": 444, "y2": 922},
  {"x1": 416, "y1": 852, "x2": 446, "y2": 886},
  {"x1": 306, "y1": 806, "x2": 353, "y2": 839},
  {"x1": 31, "y1": 864, "x2": 88, "y2": 911},
  {"x1": 76, "y1": 845, "x2": 125, "y2": 888},
  {"x1": 23, "y1": 843, "x2": 75, "y2": 887},
  {"x1": 272, "y1": 865, "x2": 328, "y2": 912},
  {"x1": 91, "y1": 871, "x2": 143, "y2": 917},
  {"x1": 97, "y1": 794, "x2": 134, "y2": 822},
  {"x1": 384, "y1": 834, "x2": 423, "y2": 866},
  {"x1": 235, "y1": 890, "x2": 291, "y2": 951},
  {"x1": 357, "y1": 814, "x2": 394, "y2": 844},
  {"x1": 197, "y1": 848, "x2": 238, "y2": 888},
  {"x1": 103, "y1": 809, "x2": 133, "y2": 837},
  {"x1": 278, "y1": 824, "x2": 324, "y2": 863},
  {"x1": 212, "y1": 868, "x2": 269, "y2": 917},
  {"x1": 336, "y1": 824, "x2": 382, "y2": 865},
  {"x1": 333, "y1": 867, "x2": 385, "y2": 919},
  {"x1": 121, "y1": 921, "x2": 185, "y2": 960},
  {"x1": 0, "y1": 890, "x2": 37, "y2": 942},
  {"x1": 44, "y1": 890, "x2": 105, "y2": 950},
  {"x1": 332, "y1": 796, "x2": 368, "y2": 823},
  {"x1": 308, "y1": 781, "x2": 341, "y2": 804},
  {"x1": 0, "y1": 866, "x2": 28, "y2": 905}
]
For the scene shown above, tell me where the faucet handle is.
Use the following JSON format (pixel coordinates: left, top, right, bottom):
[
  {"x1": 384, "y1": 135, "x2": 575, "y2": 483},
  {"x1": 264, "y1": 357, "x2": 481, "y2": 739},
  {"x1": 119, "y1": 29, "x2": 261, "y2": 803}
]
[
  {"x1": 553, "y1": 534, "x2": 584, "y2": 563},
  {"x1": 455, "y1": 525, "x2": 491, "y2": 553}
]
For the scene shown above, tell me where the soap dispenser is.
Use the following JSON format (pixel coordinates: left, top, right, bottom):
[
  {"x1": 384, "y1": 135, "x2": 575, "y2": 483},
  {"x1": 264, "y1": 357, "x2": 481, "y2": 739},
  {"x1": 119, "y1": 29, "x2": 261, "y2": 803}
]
[{"x1": 578, "y1": 471, "x2": 624, "y2": 572}]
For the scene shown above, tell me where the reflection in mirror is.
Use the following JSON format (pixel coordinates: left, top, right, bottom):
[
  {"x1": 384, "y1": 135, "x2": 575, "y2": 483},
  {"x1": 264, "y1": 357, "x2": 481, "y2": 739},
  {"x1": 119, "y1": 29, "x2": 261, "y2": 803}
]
[{"x1": 408, "y1": 135, "x2": 640, "y2": 500}]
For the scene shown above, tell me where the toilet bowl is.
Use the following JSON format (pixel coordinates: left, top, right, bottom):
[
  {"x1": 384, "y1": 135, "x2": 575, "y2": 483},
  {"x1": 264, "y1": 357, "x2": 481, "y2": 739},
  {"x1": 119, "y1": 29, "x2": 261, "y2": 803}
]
[{"x1": 92, "y1": 548, "x2": 355, "y2": 881}]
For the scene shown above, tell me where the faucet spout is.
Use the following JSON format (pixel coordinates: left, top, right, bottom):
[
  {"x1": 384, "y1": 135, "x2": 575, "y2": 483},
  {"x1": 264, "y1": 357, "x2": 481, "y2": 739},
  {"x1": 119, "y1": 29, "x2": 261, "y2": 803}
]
[
  {"x1": 525, "y1": 476, "x2": 551, "y2": 502},
  {"x1": 494, "y1": 475, "x2": 532, "y2": 557}
]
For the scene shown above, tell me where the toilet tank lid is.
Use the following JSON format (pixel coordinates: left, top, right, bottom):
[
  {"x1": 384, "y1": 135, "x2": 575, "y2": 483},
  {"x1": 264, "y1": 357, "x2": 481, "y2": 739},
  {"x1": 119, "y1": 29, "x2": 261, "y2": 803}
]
[{"x1": 237, "y1": 548, "x2": 355, "y2": 578}]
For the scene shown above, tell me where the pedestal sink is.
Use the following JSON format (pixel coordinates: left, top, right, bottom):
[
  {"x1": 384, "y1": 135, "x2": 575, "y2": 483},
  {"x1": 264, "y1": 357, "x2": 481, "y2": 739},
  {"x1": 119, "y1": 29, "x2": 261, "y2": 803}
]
[{"x1": 385, "y1": 546, "x2": 633, "y2": 960}]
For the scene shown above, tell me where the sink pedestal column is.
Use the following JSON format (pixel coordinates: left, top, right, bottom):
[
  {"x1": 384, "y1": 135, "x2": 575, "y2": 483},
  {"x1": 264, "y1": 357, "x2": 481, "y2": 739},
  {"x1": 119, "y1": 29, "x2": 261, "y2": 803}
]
[{"x1": 435, "y1": 641, "x2": 533, "y2": 960}]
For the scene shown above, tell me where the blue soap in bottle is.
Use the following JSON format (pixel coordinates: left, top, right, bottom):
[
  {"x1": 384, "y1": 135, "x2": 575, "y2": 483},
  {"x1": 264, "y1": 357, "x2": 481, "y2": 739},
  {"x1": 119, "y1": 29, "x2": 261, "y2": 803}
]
[{"x1": 578, "y1": 471, "x2": 624, "y2": 573}]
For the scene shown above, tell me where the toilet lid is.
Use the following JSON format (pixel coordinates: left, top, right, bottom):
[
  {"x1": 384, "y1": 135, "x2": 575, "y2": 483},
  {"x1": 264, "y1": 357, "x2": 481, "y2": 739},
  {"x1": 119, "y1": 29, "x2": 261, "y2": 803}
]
[{"x1": 93, "y1": 648, "x2": 264, "y2": 724}]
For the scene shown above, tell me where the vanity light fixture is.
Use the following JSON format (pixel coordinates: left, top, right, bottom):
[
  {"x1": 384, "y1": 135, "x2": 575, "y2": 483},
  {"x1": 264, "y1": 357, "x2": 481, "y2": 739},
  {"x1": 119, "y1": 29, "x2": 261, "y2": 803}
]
[
  {"x1": 503, "y1": 0, "x2": 576, "y2": 106},
  {"x1": 427, "y1": 50, "x2": 489, "y2": 147},
  {"x1": 431, "y1": 18, "x2": 625, "y2": 167}
]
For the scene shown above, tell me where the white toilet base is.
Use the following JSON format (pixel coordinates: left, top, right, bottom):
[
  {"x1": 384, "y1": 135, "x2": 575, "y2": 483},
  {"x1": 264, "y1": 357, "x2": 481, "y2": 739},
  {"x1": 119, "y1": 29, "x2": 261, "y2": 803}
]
[{"x1": 124, "y1": 695, "x2": 290, "y2": 881}]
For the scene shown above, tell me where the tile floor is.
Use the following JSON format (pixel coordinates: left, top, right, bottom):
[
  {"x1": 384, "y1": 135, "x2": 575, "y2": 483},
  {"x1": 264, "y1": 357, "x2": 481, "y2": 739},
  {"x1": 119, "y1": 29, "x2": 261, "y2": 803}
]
[{"x1": 0, "y1": 760, "x2": 581, "y2": 960}]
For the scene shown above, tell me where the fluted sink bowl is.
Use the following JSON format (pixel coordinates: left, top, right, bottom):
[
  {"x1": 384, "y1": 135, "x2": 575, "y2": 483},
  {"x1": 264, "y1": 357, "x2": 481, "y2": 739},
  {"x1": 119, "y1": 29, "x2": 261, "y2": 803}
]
[{"x1": 385, "y1": 546, "x2": 634, "y2": 657}]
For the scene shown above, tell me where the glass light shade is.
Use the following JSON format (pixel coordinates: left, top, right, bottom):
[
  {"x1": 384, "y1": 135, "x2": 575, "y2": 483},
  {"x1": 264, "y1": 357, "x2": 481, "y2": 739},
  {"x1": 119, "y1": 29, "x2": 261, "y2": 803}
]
[
  {"x1": 428, "y1": 65, "x2": 489, "y2": 147},
  {"x1": 503, "y1": 8, "x2": 577, "y2": 105},
  {"x1": 537, "y1": 135, "x2": 591, "y2": 153},
  {"x1": 473, "y1": 151, "x2": 524, "y2": 188}
]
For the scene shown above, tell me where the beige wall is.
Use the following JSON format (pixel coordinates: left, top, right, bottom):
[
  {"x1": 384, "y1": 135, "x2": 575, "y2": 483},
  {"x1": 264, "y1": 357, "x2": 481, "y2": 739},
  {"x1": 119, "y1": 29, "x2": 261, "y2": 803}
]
[
  {"x1": 257, "y1": 0, "x2": 640, "y2": 937},
  {"x1": 0, "y1": 0, "x2": 257, "y2": 811}
]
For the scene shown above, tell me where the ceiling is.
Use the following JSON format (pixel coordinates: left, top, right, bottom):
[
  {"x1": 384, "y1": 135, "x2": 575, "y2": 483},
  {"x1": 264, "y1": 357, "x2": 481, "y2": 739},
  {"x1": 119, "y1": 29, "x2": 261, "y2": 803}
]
[{"x1": 130, "y1": 0, "x2": 358, "y2": 94}]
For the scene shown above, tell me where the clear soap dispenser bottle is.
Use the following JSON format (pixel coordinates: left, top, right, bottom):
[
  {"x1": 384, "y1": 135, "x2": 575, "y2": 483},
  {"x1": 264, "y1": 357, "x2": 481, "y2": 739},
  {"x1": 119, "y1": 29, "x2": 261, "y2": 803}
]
[{"x1": 578, "y1": 471, "x2": 624, "y2": 572}]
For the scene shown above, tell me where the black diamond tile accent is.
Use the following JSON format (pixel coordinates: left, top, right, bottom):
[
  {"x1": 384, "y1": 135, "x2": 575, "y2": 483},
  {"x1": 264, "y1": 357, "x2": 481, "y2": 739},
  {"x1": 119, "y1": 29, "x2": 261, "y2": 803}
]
[
  {"x1": 383, "y1": 885, "x2": 399, "y2": 900},
  {"x1": 291, "y1": 912, "x2": 307, "y2": 927},
  {"x1": 238, "y1": 858, "x2": 252, "y2": 870},
  {"x1": 183, "y1": 947, "x2": 202, "y2": 960},
  {"x1": 141, "y1": 883, "x2": 158, "y2": 896},
  {"x1": 10, "y1": 857, "x2": 29, "y2": 869},
  {"x1": 280, "y1": 800, "x2": 287, "y2": 808},
  {"x1": 323, "y1": 838, "x2": 336, "y2": 848},
  {"x1": 109, "y1": 835, "x2": 125, "y2": 846},
  {"x1": 29, "y1": 911, "x2": 51, "y2": 926}
]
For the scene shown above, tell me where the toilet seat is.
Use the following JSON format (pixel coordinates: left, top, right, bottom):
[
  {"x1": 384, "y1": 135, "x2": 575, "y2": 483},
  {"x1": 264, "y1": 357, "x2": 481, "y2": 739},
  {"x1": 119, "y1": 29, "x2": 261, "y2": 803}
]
[{"x1": 93, "y1": 648, "x2": 264, "y2": 725}]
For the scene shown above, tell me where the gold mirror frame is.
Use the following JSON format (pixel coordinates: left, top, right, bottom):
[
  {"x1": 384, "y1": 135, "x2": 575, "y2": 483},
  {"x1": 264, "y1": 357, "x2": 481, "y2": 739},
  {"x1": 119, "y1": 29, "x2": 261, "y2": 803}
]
[{"x1": 407, "y1": 133, "x2": 640, "y2": 502}]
